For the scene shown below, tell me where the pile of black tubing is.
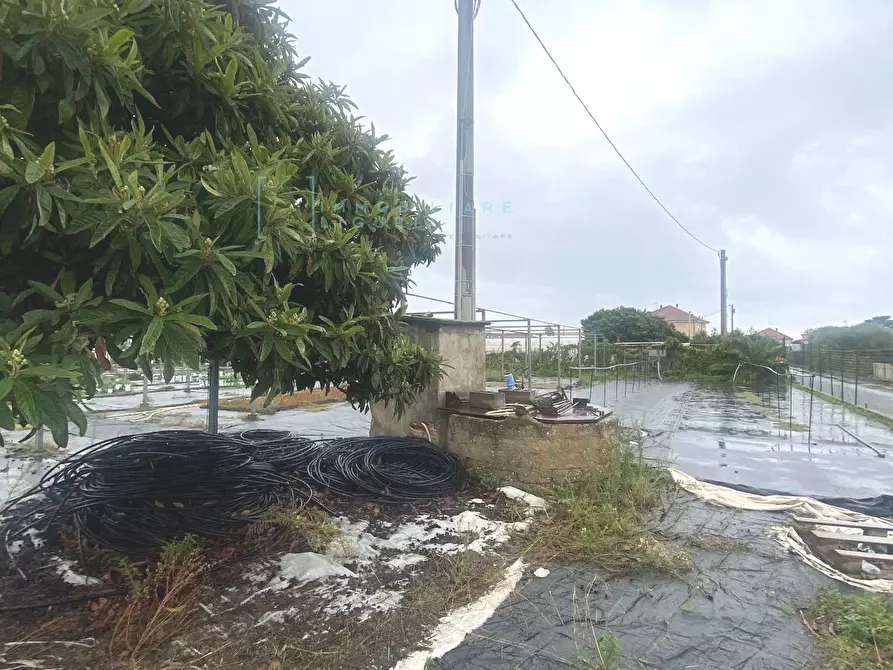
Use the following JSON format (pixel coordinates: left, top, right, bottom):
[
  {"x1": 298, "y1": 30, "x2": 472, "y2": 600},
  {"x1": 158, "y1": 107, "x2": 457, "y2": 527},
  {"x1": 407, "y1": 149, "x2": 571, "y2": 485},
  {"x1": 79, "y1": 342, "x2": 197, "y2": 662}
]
[{"x1": 0, "y1": 430, "x2": 462, "y2": 557}]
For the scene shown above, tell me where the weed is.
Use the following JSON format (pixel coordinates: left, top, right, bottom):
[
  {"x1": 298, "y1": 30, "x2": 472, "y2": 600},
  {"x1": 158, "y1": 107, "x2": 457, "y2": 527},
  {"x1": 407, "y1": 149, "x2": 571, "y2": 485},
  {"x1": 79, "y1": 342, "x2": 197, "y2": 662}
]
[
  {"x1": 804, "y1": 588, "x2": 893, "y2": 669},
  {"x1": 466, "y1": 462, "x2": 506, "y2": 490},
  {"x1": 112, "y1": 535, "x2": 204, "y2": 660},
  {"x1": 404, "y1": 551, "x2": 504, "y2": 619},
  {"x1": 424, "y1": 659, "x2": 440, "y2": 670},
  {"x1": 524, "y1": 425, "x2": 680, "y2": 575},
  {"x1": 774, "y1": 420, "x2": 808, "y2": 431},
  {"x1": 579, "y1": 634, "x2": 622, "y2": 669},
  {"x1": 687, "y1": 534, "x2": 748, "y2": 553},
  {"x1": 255, "y1": 507, "x2": 339, "y2": 552}
]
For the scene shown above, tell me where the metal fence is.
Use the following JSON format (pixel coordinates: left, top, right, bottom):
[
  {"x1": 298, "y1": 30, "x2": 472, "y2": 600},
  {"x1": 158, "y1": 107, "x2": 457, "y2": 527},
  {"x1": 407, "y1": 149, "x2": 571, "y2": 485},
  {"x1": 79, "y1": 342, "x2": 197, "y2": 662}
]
[
  {"x1": 787, "y1": 345, "x2": 893, "y2": 415},
  {"x1": 407, "y1": 294, "x2": 663, "y2": 406}
]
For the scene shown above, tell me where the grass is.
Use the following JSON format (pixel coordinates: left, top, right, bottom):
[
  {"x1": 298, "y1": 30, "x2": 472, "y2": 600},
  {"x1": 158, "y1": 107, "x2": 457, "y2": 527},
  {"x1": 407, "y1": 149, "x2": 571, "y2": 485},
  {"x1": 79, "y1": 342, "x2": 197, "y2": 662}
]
[
  {"x1": 113, "y1": 535, "x2": 204, "y2": 660},
  {"x1": 794, "y1": 383, "x2": 893, "y2": 431},
  {"x1": 210, "y1": 388, "x2": 345, "y2": 413},
  {"x1": 579, "y1": 634, "x2": 622, "y2": 669},
  {"x1": 523, "y1": 426, "x2": 689, "y2": 576},
  {"x1": 804, "y1": 588, "x2": 893, "y2": 669},
  {"x1": 687, "y1": 533, "x2": 748, "y2": 553},
  {"x1": 774, "y1": 419, "x2": 808, "y2": 432}
]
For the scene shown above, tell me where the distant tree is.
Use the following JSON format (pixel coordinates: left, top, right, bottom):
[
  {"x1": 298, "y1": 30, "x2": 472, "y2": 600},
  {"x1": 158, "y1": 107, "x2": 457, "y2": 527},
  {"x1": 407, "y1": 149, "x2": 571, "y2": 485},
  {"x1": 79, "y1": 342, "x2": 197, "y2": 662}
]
[
  {"x1": 811, "y1": 323, "x2": 893, "y2": 350},
  {"x1": 544, "y1": 326, "x2": 555, "y2": 337},
  {"x1": 865, "y1": 316, "x2": 893, "y2": 328},
  {"x1": 581, "y1": 307, "x2": 679, "y2": 342}
]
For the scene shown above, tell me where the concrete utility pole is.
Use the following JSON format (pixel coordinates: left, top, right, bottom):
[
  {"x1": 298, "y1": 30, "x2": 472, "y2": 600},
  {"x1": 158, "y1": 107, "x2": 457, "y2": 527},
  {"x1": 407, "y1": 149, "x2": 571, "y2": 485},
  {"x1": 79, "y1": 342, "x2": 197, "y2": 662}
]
[
  {"x1": 730, "y1": 304, "x2": 735, "y2": 333},
  {"x1": 719, "y1": 249, "x2": 728, "y2": 335},
  {"x1": 454, "y1": 0, "x2": 476, "y2": 321}
]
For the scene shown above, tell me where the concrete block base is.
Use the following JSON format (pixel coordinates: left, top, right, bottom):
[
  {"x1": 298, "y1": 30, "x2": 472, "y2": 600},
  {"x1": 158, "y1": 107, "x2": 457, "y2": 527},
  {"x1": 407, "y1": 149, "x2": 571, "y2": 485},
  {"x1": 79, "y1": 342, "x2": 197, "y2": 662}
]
[{"x1": 440, "y1": 410, "x2": 619, "y2": 486}]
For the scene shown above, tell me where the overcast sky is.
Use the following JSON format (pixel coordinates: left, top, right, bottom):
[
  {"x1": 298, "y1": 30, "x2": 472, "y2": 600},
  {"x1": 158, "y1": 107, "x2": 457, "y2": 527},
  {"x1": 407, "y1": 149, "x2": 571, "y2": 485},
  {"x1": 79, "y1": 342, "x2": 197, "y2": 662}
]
[{"x1": 281, "y1": 0, "x2": 893, "y2": 338}]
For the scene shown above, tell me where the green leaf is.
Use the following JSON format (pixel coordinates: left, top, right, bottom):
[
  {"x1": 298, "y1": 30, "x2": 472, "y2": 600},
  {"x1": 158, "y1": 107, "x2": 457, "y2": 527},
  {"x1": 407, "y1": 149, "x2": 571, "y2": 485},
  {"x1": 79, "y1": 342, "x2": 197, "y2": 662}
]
[
  {"x1": 168, "y1": 313, "x2": 216, "y2": 330},
  {"x1": 89, "y1": 215, "x2": 120, "y2": 247},
  {"x1": 97, "y1": 138, "x2": 121, "y2": 188},
  {"x1": 139, "y1": 316, "x2": 165, "y2": 356},
  {"x1": 78, "y1": 124, "x2": 94, "y2": 164},
  {"x1": 0, "y1": 185, "x2": 21, "y2": 216},
  {"x1": 163, "y1": 357, "x2": 174, "y2": 383},
  {"x1": 18, "y1": 365, "x2": 82, "y2": 379},
  {"x1": 38, "y1": 142, "x2": 55, "y2": 169},
  {"x1": 25, "y1": 160, "x2": 47, "y2": 184},
  {"x1": 0, "y1": 377, "x2": 12, "y2": 400},
  {"x1": 0, "y1": 401, "x2": 14, "y2": 431},
  {"x1": 59, "y1": 97, "x2": 76, "y2": 123},
  {"x1": 63, "y1": 396, "x2": 87, "y2": 436},
  {"x1": 109, "y1": 298, "x2": 151, "y2": 314},
  {"x1": 95, "y1": 82, "x2": 110, "y2": 120},
  {"x1": 27, "y1": 281, "x2": 64, "y2": 304},
  {"x1": 108, "y1": 28, "x2": 135, "y2": 51},
  {"x1": 13, "y1": 381, "x2": 38, "y2": 426}
]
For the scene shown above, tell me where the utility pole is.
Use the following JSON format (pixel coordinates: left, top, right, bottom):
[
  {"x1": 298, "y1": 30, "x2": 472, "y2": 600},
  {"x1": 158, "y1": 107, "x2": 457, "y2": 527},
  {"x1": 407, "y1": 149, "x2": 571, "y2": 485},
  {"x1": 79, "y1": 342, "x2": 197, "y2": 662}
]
[
  {"x1": 730, "y1": 304, "x2": 735, "y2": 333},
  {"x1": 454, "y1": 0, "x2": 476, "y2": 320},
  {"x1": 719, "y1": 249, "x2": 728, "y2": 335}
]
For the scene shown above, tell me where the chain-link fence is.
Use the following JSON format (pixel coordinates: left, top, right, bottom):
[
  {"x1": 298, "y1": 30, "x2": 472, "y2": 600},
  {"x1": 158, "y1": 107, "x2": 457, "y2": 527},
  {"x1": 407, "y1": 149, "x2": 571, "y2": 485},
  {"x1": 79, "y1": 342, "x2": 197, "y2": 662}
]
[{"x1": 788, "y1": 345, "x2": 893, "y2": 417}]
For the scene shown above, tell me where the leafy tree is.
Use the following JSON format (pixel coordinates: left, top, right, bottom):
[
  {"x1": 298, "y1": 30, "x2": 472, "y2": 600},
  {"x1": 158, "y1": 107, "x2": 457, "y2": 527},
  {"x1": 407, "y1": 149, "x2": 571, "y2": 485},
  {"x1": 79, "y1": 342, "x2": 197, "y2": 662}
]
[
  {"x1": 810, "y1": 323, "x2": 893, "y2": 351},
  {"x1": 0, "y1": 0, "x2": 443, "y2": 446},
  {"x1": 581, "y1": 306, "x2": 680, "y2": 342},
  {"x1": 864, "y1": 315, "x2": 893, "y2": 329}
]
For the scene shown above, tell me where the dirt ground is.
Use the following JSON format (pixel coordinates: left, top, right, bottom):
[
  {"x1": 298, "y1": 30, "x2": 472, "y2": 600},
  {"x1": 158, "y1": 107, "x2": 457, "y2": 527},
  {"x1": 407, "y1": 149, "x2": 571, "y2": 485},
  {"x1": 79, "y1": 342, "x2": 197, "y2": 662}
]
[{"x1": 0, "y1": 486, "x2": 530, "y2": 670}]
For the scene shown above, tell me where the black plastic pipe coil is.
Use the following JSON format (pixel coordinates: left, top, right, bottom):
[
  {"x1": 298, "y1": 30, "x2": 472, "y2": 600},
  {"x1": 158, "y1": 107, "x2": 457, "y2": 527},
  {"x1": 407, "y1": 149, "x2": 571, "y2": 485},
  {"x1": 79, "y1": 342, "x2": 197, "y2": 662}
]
[{"x1": 0, "y1": 430, "x2": 463, "y2": 557}]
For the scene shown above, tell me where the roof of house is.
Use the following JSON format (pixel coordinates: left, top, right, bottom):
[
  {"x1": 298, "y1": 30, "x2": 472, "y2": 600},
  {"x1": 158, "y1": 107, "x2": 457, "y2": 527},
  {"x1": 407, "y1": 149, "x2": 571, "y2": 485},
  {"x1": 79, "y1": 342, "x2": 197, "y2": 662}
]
[
  {"x1": 651, "y1": 305, "x2": 708, "y2": 324},
  {"x1": 757, "y1": 327, "x2": 793, "y2": 341}
]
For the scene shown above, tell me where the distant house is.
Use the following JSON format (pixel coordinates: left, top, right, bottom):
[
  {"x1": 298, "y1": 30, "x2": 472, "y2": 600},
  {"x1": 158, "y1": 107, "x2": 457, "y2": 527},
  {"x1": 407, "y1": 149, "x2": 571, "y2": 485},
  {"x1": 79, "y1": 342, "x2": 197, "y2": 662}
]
[
  {"x1": 651, "y1": 304, "x2": 708, "y2": 337},
  {"x1": 757, "y1": 327, "x2": 793, "y2": 345}
]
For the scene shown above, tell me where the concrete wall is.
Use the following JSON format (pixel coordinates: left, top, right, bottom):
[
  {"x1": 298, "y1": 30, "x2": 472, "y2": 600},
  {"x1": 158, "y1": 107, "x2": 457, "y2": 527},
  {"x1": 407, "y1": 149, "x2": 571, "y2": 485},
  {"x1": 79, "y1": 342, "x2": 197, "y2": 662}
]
[
  {"x1": 441, "y1": 410, "x2": 618, "y2": 485},
  {"x1": 370, "y1": 317, "x2": 486, "y2": 437},
  {"x1": 668, "y1": 320, "x2": 707, "y2": 337}
]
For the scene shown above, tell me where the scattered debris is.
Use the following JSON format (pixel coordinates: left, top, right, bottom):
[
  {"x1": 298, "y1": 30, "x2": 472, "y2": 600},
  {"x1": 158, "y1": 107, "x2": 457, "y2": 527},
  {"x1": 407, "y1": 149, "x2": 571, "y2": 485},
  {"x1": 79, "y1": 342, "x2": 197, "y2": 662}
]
[{"x1": 534, "y1": 567, "x2": 550, "y2": 578}]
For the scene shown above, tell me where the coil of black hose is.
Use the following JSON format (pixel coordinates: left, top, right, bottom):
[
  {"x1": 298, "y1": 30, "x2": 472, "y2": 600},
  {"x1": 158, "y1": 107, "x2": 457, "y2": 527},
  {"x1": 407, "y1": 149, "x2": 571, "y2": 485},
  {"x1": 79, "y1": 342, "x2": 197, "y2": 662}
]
[{"x1": 0, "y1": 431, "x2": 463, "y2": 558}]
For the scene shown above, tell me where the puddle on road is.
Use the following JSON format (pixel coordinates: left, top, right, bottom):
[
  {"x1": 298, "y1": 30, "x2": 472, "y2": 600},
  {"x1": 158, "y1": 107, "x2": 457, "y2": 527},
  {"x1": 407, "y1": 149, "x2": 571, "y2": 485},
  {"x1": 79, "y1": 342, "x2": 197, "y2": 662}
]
[{"x1": 621, "y1": 382, "x2": 893, "y2": 499}]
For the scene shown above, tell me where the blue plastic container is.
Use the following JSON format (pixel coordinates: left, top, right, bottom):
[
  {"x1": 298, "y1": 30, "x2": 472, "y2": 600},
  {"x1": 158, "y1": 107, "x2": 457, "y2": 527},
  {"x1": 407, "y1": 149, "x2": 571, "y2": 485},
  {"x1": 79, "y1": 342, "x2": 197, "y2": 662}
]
[{"x1": 504, "y1": 373, "x2": 516, "y2": 389}]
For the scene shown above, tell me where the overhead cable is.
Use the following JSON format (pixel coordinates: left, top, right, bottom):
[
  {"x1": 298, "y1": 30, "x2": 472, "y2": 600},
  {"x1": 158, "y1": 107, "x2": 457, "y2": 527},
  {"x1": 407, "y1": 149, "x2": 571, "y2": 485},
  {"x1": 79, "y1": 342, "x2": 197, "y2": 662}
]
[{"x1": 507, "y1": 0, "x2": 719, "y2": 255}]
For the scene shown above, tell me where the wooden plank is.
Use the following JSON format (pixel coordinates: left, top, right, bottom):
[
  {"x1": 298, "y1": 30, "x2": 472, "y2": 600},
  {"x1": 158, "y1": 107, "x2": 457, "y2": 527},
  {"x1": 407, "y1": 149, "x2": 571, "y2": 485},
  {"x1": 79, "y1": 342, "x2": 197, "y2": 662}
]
[
  {"x1": 500, "y1": 389, "x2": 535, "y2": 404},
  {"x1": 832, "y1": 549, "x2": 893, "y2": 574},
  {"x1": 810, "y1": 530, "x2": 893, "y2": 547},
  {"x1": 792, "y1": 516, "x2": 892, "y2": 537},
  {"x1": 468, "y1": 391, "x2": 505, "y2": 410}
]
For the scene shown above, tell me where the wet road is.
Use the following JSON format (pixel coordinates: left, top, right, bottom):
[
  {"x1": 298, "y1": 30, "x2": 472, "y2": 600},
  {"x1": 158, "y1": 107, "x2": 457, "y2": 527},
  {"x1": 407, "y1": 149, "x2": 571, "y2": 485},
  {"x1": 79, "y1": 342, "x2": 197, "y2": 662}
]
[
  {"x1": 792, "y1": 367, "x2": 893, "y2": 419},
  {"x1": 613, "y1": 381, "x2": 893, "y2": 498}
]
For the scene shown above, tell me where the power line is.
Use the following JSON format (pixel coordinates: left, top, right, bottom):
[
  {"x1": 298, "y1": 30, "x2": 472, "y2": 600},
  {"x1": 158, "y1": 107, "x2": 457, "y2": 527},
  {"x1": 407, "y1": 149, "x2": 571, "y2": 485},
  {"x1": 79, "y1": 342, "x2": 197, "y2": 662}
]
[{"x1": 507, "y1": 0, "x2": 719, "y2": 255}]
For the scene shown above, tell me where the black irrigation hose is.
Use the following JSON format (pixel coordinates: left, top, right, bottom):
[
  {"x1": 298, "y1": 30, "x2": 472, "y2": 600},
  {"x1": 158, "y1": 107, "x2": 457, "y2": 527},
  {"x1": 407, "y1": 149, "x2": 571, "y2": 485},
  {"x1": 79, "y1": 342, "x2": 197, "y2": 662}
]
[{"x1": 0, "y1": 431, "x2": 463, "y2": 559}]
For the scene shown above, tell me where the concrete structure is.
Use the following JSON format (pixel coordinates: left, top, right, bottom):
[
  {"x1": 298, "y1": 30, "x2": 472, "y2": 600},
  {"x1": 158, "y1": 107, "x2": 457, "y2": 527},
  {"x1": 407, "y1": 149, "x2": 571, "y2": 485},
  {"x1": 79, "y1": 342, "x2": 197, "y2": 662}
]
[
  {"x1": 441, "y1": 411, "x2": 618, "y2": 485},
  {"x1": 651, "y1": 304, "x2": 708, "y2": 337},
  {"x1": 370, "y1": 317, "x2": 486, "y2": 437}
]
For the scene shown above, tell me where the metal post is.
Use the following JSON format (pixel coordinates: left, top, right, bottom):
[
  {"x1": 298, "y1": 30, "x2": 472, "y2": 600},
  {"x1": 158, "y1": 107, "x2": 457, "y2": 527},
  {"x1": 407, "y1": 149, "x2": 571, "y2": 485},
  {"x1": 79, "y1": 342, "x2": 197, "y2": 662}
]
[
  {"x1": 207, "y1": 359, "x2": 219, "y2": 434},
  {"x1": 829, "y1": 348, "x2": 834, "y2": 397},
  {"x1": 185, "y1": 370, "x2": 191, "y2": 394},
  {"x1": 730, "y1": 304, "x2": 735, "y2": 333},
  {"x1": 500, "y1": 332, "x2": 505, "y2": 382},
  {"x1": 855, "y1": 351, "x2": 860, "y2": 405},
  {"x1": 557, "y1": 325, "x2": 562, "y2": 388},
  {"x1": 587, "y1": 332, "x2": 594, "y2": 397},
  {"x1": 623, "y1": 351, "x2": 629, "y2": 397},
  {"x1": 840, "y1": 352, "x2": 845, "y2": 403},
  {"x1": 719, "y1": 249, "x2": 728, "y2": 335},
  {"x1": 807, "y1": 374, "x2": 815, "y2": 446},
  {"x1": 602, "y1": 340, "x2": 607, "y2": 406},
  {"x1": 789, "y1": 371, "x2": 793, "y2": 434},
  {"x1": 526, "y1": 319, "x2": 532, "y2": 391},
  {"x1": 453, "y1": 0, "x2": 476, "y2": 321},
  {"x1": 538, "y1": 333, "x2": 543, "y2": 376}
]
